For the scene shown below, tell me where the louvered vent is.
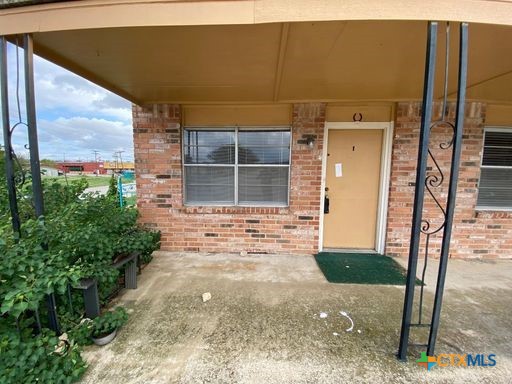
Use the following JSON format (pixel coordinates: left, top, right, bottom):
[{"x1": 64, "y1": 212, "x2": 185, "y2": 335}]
[{"x1": 476, "y1": 130, "x2": 512, "y2": 209}]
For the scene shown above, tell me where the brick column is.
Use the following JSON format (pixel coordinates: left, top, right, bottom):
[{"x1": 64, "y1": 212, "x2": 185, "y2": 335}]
[
  {"x1": 132, "y1": 104, "x2": 181, "y2": 249},
  {"x1": 288, "y1": 103, "x2": 325, "y2": 250}
]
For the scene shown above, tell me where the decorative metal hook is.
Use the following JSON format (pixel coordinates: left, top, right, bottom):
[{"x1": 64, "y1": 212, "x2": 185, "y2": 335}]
[{"x1": 352, "y1": 113, "x2": 363, "y2": 122}]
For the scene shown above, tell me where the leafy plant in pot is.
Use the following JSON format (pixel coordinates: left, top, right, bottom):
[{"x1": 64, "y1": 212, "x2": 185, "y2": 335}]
[{"x1": 91, "y1": 307, "x2": 128, "y2": 346}]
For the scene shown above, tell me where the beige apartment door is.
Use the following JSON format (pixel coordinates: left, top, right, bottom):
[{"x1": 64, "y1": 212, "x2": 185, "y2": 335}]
[{"x1": 323, "y1": 129, "x2": 383, "y2": 249}]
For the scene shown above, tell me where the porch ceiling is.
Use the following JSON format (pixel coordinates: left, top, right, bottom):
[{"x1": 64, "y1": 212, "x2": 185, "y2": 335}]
[{"x1": 28, "y1": 20, "x2": 512, "y2": 105}]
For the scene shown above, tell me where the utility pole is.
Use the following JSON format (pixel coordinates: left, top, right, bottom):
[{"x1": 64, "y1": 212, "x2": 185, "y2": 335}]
[
  {"x1": 118, "y1": 150, "x2": 124, "y2": 170},
  {"x1": 113, "y1": 150, "x2": 125, "y2": 171},
  {"x1": 112, "y1": 152, "x2": 118, "y2": 170},
  {"x1": 92, "y1": 150, "x2": 100, "y2": 175}
]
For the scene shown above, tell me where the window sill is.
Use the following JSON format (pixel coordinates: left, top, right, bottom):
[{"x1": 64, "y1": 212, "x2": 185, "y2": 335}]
[
  {"x1": 181, "y1": 206, "x2": 291, "y2": 215},
  {"x1": 476, "y1": 207, "x2": 512, "y2": 212},
  {"x1": 475, "y1": 208, "x2": 512, "y2": 219}
]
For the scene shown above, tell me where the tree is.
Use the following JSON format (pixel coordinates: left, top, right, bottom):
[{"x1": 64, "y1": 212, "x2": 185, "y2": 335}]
[{"x1": 107, "y1": 174, "x2": 118, "y2": 199}]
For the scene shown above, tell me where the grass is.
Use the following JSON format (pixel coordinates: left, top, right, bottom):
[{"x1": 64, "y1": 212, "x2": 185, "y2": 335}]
[
  {"x1": 43, "y1": 175, "x2": 112, "y2": 188},
  {"x1": 123, "y1": 196, "x2": 137, "y2": 207}
]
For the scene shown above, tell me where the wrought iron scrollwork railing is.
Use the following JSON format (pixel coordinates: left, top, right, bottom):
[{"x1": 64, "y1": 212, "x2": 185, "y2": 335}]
[
  {"x1": 398, "y1": 21, "x2": 469, "y2": 360},
  {"x1": 8, "y1": 37, "x2": 31, "y2": 184},
  {"x1": 417, "y1": 121, "x2": 455, "y2": 325}
]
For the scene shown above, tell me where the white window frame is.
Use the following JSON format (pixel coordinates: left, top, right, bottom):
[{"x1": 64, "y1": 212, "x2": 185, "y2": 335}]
[
  {"x1": 183, "y1": 126, "x2": 292, "y2": 207},
  {"x1": 476, "y1": 127, "x2": 512, "y2": 211}
]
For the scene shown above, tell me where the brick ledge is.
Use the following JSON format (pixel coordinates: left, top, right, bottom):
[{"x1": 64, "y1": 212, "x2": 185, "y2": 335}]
[
  {"x1": 475, "y1": 210, "x2": 512, "y2": 219},
  {"x1": 181, "y1": 206, "x2": 291, "y2": 215}
]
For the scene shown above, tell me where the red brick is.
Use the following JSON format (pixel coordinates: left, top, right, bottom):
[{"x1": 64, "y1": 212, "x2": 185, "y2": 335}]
[{"x1": 133, "y1": 103, "x2": 324, "y2": 254}]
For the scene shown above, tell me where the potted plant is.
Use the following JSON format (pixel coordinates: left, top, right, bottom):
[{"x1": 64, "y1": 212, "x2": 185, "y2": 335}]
[{"x1": 91, "y1": 307, "x2": 128, "y2": 346}]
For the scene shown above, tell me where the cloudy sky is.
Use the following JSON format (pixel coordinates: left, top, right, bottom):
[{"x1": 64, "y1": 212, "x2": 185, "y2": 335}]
[{"x1": 1, "y1": 42, "x2": 133, "y2": 163}]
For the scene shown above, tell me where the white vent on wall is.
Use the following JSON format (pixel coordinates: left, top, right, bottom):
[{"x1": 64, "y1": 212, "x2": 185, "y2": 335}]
[{"x1": 476, "y1": 129, "x2": 512, "y2": 210}]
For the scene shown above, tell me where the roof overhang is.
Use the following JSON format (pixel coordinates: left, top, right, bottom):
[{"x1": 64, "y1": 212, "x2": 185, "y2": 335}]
[
  {"x1": 3, "y1": 0, "x2": 512, "y2": 34},
  {"x1": 2, "y1": 1, "x2": 512, "y2": 105}
]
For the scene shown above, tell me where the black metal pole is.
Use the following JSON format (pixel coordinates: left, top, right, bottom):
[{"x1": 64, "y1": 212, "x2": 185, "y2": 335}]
[
  {"x1": 427, "y1": 22, "x2": 468, "y2": 355},
  {"x1": 397, "y1": 21, "x2": 438, "y2": 361},
  {"x1": 23, "y1": 34, "x2": 60, "y2": 333},
  {"x1": 24, "y1": 34, "x2": 45, "y2": 217},
  {"x1": 1, "y1": 36, "x2": 21, "y2": 236}
]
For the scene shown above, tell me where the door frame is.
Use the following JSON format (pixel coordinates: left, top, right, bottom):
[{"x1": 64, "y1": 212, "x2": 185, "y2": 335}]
[{"x1": 319, "y1": 121, "x2": 394, "y2": 254}]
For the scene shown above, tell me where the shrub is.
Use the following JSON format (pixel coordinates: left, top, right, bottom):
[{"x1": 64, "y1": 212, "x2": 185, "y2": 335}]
[
  {"x1": 65, "y1": 318, "x2": 94, "y2": 347},
  {"x1": 107, "y1": 174, "x2": 118, "y2": 199},
  {"x1": 0, "y1": 156, "x2": 159, "y2": 383},
  {"x1": 0, "y1": 327, "x2": 87, "y2": 384},
  {"x1": 91, "y1": 307, "x2": 128, "y2": 338}
]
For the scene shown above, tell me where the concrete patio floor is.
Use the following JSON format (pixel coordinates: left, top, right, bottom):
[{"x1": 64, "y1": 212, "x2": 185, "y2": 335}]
[{"x1": 80, "y1": 252, "x2": 512, "y2": 383}]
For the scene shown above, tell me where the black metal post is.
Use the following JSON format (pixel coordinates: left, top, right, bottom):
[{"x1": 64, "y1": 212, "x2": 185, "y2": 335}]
[
  {"x1": 427, "y1": 23, "x2": 468, "y2": 355},
  {"x1": 24, "y1": 34, "x2": 44, "y2": 217},
  {"x1": 1, "y1": 36, "x2": 21, "y2": 236},
  {"x1": 23, "y1": 34, "x2": 60, "y2": 333},
  {"x1": 397, "y1": 21, "x2": 438, "y2": 361}
]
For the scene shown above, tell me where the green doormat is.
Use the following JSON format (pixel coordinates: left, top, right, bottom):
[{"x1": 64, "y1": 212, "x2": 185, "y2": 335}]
[{"x1": 315, "y1": 252, "x2": 412, "y2": 285}]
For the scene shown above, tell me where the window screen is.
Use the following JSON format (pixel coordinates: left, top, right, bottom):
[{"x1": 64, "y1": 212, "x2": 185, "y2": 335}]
[
  {"x1": 476, "y1": 130, "x2": 512, "y2": 209},
  {"x1": 183, "y1": 128, "x2": 291, "y2": 206}
]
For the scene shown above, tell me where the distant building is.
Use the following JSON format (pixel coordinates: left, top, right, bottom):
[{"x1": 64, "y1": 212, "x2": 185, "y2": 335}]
[
  {"x1": 103, "y1": 161, "x2": 135, "y2": 174},
  {"x1": 56, "y1": 162, "x2": 106, "y2": 175},
  {"x1": 56, "y1": 161, "x2": 135, "y2": 175}
]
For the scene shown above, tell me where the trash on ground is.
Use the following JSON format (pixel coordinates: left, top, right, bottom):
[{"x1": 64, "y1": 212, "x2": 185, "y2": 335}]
[
  {"x1": 317, "y1": 310, "x2": 356, "y2": 334},
  {"x1": 202, "y1": 292, "x2": 212, "y2": 302},
  {"x1": 339, "y1": 310, "x2": 354, "y2": 332},
  {"x1": 55, "y1": 333, "x2": 69, "y2": 355}
]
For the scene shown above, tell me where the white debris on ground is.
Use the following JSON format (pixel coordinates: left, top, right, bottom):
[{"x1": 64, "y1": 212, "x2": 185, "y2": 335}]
[
  {"x1": 317, "y1": 310, "x2": 356, "y2": 334},
  {"x1": 202, "y1": 292, "x2": 212, "y2": 302},
  {"x1": 339, "y1": 311, "x2": 354, "y2": 332},
  {"x1": 55, "y1": 333, "x2": 69, "y2": 355}
]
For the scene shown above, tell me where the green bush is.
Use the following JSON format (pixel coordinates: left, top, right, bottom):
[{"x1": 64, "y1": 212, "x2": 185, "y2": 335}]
[
  {"x1": 65, "y1": 318, "x2": 94, "y2": 347},
  {"x1": 64, "y1": 307, "x2": 129, "y2": 345},
  {"x1": 91, "y1": 307, "x2": 128, "y2": 338},
  {"x1": 107, "y1": 174, "x2": 118, "y2": 199},
  {"x1": 0, "y1": 150, "x2": 159, "y2": 383},
  {"x1": 0, "y1": 327, "x2": 87, "y2": 384}
]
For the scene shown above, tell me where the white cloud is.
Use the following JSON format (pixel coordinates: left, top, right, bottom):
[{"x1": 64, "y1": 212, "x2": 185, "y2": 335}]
[
  {"x1": 0, "y1": 42, "x2": 134, "y2": 163},
  {"x1": 38, "y1": 117, "x2": 134, "y2": 162},
  {"x1": 33, "y1": 55, "x2": 132, "y2": 122}
]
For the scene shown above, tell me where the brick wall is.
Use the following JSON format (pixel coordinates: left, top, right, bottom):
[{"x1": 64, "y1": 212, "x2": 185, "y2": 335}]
[
  {"x1": 386, "y1": 101, "x2": 512, "y2": 259},
  {"x1": 134, "y1": 101, "x2": 512, "y2": 258},
  {"x1": 133, "y1": 103, "x2": 325, "y2": 254}
]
